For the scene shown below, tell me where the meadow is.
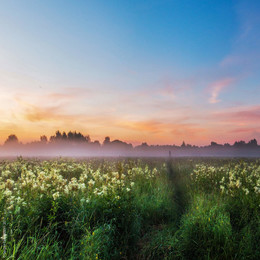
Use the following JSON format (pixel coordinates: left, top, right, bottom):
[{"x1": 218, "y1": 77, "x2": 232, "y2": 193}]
[{"x1": 0, "y1": 157, "x2": 259, "y2": 259}]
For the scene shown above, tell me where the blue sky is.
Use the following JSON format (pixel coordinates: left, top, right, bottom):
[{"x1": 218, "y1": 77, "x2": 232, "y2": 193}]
[{"x1": 0, "y1": 0, "x2": 260, "y2": 145}]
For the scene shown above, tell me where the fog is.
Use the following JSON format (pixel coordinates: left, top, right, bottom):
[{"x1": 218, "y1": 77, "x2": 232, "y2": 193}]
[{"x1": 1, "y1": 141, "x2": 260, "y2": 158}]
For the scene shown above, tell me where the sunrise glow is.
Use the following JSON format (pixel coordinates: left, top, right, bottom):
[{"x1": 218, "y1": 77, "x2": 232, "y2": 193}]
[{"x1": 0, "y1": 1, "x2": 260, "y2": 145}]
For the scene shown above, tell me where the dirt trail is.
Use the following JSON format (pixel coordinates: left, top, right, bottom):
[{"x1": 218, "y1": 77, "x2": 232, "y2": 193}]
[{"x1": 167, "y1": 159, "x2": 186, "y2": 224}]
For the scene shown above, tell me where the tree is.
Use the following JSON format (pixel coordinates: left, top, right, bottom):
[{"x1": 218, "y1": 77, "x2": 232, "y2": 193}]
[
  {"x1": 68, "y1": 131, "x2": 74, "y2": 141},
  {"x1": 62, "y1": 132, "x2": 68, "y2": 140},
  {"x1": 85, "y1": 135, "x2": 91, "y2": 143},
  {"x1": 40, "y1": 135, "x2": 48, "y2": 143},
  {"x1": 248, "y1": 139, "x2": 257, "y2": 147},
  {"x1": 233, "y1": 140, "x2": 246, "y2": 148},
  {"x1": 4, "y1": 134, "x2": 19, "y2": 145},
  {"x1": 93, "y1": 140, "x2": 101, "y2": 146},
  {"x1": 103, "y1": 136, "x2": 110, "y2": 145},
  {"x1": 55, "y1": 130, "x2": 62, "y2": 140}
]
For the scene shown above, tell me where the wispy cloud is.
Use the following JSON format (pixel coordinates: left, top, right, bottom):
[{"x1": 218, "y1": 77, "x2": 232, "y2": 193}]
[
  {"x1": 117, "y1": 119, "x2": 206, "y2": 139},
  {"x1": 230, "y1": 127, "x2": 260, "y2": 134},
  {"x1": 214, "y1": 105, "x2": 260, "y2": 123},
  {"x1": 208, "y1": 77, "x2": 235, "y2": 104},
  {"x1": 22, "y1": 104, "x2": 71, "y2": 123},
  {"x1": 118, "y1": 120, "x2": 164, "y2": 134}
]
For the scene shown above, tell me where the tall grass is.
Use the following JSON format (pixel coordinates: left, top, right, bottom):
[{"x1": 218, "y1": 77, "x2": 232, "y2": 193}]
[{"x1": 0, "y1": 158, "x2": 259, "y2": 259}]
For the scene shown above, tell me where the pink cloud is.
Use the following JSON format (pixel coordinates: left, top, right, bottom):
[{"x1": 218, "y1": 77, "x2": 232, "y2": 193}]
[
  {"x1": 215, "y1": 105, "x2": 260, "y2": 123},
  {"x1": 208, "y1": 77, "x2": 235, "y2": 104},
  {"x1": 230, "y1": 127, "x2": 260, "y2": 134}
]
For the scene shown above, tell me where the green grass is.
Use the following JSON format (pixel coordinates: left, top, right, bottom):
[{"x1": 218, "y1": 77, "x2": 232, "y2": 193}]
[{"x1": 0, "y1": 158, "x2": 259, "y2": 259}]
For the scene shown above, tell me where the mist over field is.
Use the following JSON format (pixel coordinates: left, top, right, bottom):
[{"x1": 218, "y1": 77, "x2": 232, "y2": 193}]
[{"x1": 1, "y1": 132, "x2": 260, "y2": 157}]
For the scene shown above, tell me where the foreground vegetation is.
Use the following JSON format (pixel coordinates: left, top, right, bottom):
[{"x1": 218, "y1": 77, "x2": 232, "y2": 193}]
[{"x1": 0, "y1": 157, "x2": 259, "y2": 259}]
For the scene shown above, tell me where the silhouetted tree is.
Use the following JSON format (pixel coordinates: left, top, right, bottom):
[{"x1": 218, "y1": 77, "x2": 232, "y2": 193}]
[
  {"x1": 62, "y1": 132, "x2": 68, "y2": 140},
  {"x1": 40, "y1": 135, "x2": 48, "y2": 143},
  {"x1": 233, "y1": 140, "x2": 246, "y2": 148},
  {"x1": 103, "y1": 136, "x2": 110, "y2": 145},
  {"x1": 55, "y1": 130, "x2": 62, "y2": 140},
  {"x1": 93, "y1": 140, "x2": 101, "y2": 146},
  {"x1": 210, "y1": 141, "x2": 222, "y2": 147},
  {"x1": 67, "y1": 131, "x2": 74, "y2": 141},
  {"x1": 73, "y1": 131, "x2": 88, "y2": 142},
  {"x1": 248, "y1": 139, "x2": 257, "y2": 147},
  {"x1": 4, "y1": 134, "x2": 19, "y2": 145},
  {"x1": 50, "y1": 130, "x2": 63, "y2": 142},
  {"x1": 111, "y1": 139, "x2": 133, "y2": 149},
  {"x1": 181, "y1": 141, "x2": 186, "y2": 148},
  {"x1": 49, "y1": 130, "x2": 90, "y2": 143},
  {"x1": 85, "y1": 135, "x2": 91, "y2": 143}
]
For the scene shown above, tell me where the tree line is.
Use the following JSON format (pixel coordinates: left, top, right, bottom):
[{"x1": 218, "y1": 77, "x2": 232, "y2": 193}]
[{"x1": 2, "y1": 130, "x2": 259, "y2": 149}]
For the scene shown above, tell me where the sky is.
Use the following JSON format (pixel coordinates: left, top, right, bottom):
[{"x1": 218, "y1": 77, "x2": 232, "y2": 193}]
[{"x1": 0, "y1": 0, "x2": 260, "y2": 146}]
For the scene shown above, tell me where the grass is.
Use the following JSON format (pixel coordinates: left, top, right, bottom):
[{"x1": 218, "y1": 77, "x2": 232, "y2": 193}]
[{"x1": 0, "y1": 157, "x2": 259, "y2": 259}]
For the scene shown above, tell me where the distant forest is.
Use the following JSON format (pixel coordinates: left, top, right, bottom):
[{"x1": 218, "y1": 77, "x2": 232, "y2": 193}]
[{"x1": 1, "y1": 130, "x2": 260, "y2": 157}]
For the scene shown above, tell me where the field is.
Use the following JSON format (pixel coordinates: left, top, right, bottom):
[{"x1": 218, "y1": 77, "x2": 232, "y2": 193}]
[{"x1": 0, "y1": 157, "x2": 260, "y2": 259}]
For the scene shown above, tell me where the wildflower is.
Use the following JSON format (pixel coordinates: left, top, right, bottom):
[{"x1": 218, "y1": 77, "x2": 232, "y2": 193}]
[
  {"x1": 7, "y1": 204, "x2": 14, "y2": 211},
  {"x1": 53, "y1": 192, "x2": 60, "y2": 200},
  {"x1": 4, "y1": 189, "x2": 12, "y2": 197},
  {"x1": 235, "y1": 179, "x2": 241, "y2": 188},
  {"x1": 88, "y1": 179, "x2": 95, "y2": 187},
  {"x1": 244, "y1": 188, "x2": 249, "y2": 195},
  {"x1": 1, "y1": 234, "x2": 7, "y2": 241}
]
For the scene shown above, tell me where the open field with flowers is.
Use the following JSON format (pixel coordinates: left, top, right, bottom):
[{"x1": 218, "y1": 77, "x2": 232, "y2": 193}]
[{"x1": 0, "y1": 158, "x2": 260, "y2": 259}]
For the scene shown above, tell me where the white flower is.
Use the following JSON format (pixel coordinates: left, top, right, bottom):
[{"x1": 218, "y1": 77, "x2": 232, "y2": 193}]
[
  {"x1": 53, "y1": 192, "x2": 60, "y2": 200},
  {"x1": 88, "y1": 179, "x2": 95, "y2": 187},
  {"x1": 244, "y1": 188, "x2": 249, "y2": 195},
  {"x1": 1, "y1": 234, "x2": 7, "y2": 241},
  {"x1": 4, "y1": 189, "x2": 12, "y2": 197}
]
